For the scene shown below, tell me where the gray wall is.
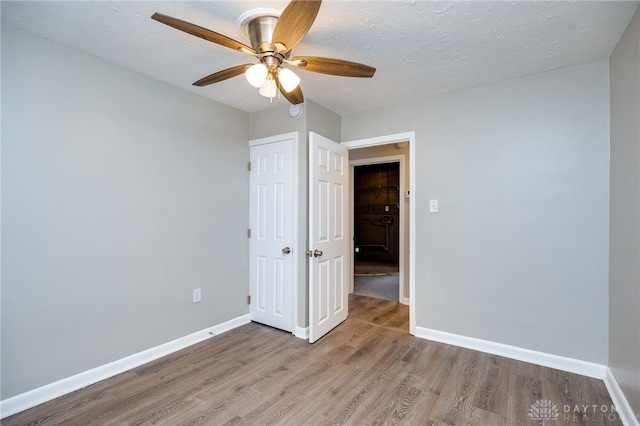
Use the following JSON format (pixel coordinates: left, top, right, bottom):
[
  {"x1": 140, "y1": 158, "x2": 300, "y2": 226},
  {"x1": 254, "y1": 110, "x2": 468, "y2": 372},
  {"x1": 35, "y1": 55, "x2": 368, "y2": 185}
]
[
  {"x1": 306, "y1": 101, "x2": 341, "y2": 143},
  {"x1": 249, "y1": 103, "x2": 306, "y2": 141},
  {"x1": 1, "y1": 25, "x2": 250, "y2": 398},
  {"x1": 609, "y1": 6, "x2": 640, "y2": 418},
  {"x1": 342, "y1": 60, "x2": 611, "y2": 364}
]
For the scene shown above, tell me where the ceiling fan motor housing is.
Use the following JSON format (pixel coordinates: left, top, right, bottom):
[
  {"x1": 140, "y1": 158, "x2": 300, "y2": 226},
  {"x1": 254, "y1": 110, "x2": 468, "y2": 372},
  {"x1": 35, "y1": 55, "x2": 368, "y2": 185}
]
[
  {"x1": 246, "y1": 15, "x2": 278, "y2": 53},
  {"x1": 243, "y1": 13, "x2": 289, "y2": 71}
]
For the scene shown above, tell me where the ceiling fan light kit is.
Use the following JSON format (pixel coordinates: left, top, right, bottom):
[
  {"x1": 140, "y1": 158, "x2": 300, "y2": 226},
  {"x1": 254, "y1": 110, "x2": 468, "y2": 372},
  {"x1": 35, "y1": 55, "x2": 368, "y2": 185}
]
[
  {"x1": 278, "y1": 68, "x2": 301, "y2": 92},
  {"x1": 259, "y1": 78, "x2": 278, "y2": 98},
  {"x1": 245, "y1": 63, "x2": 268, "y2": 88},
  {"x1": 151, "y1": 0, "x2": 376, "y2": 106}
]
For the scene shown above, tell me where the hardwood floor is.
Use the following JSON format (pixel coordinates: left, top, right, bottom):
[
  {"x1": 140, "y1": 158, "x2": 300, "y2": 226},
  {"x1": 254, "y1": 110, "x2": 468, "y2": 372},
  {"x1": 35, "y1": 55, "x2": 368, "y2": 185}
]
[{"x1": 5, "y1": 294, "x2": 621, "y2": 425}]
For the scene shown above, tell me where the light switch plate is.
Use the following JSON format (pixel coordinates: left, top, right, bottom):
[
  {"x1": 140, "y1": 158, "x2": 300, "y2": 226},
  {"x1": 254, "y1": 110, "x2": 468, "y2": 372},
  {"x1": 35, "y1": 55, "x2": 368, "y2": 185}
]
[{"x1": 429, "y1": 199, "x2": 439, "y2": 213}]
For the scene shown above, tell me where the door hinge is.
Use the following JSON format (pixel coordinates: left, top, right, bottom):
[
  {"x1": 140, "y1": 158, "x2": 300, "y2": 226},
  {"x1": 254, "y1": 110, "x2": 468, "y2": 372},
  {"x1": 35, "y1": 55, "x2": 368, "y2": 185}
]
[
  {"x1": 247, "y1": 295, "x2": 251, "y2": 305},
  {"x1": 248, "y1": 228, "x2": 252, "y2": 238},
  {"x1": 248, "y1": 161, "x2": 252, "y2": 171}
]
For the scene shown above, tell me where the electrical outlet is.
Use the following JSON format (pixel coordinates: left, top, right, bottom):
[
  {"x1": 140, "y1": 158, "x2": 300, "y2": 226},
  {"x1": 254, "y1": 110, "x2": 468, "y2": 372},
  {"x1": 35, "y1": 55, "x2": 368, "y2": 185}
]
[{"x1": 193, "y1": 288, "x2": 201, "y2": 303}]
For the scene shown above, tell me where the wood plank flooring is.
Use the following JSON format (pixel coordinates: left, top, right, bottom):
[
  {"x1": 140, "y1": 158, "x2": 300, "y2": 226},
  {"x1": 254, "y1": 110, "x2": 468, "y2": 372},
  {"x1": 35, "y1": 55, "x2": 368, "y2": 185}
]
[{"x1": 4, "y1": 294, "x2": 621, "y2": 425}]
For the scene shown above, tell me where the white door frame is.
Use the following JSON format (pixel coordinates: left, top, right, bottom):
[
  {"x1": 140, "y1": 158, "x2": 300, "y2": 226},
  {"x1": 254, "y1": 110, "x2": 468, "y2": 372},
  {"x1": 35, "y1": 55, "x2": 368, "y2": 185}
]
[
  {"x1": 248, "y1": 132, "x2": 299, "y2": 334},
  {"x1": 342, "y1": 132, "x2": 416, "y2": 335},
  {"x1": 349, "y1": 155, "x2": 406, "y2": 304}
]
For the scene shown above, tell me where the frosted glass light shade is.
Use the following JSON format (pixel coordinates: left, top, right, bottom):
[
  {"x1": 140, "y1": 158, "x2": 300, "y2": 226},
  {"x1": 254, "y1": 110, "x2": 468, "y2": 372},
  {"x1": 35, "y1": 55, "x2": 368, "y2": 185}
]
[
  {"x1": 259, "y1": 79, "x2": 277, "y2": 98},
  {"x1": 245, "y1": 63, "x2": 268, "y2": 88},
  {"x1": 278, "y1": 68, "x2": 300, "y2": 92}
]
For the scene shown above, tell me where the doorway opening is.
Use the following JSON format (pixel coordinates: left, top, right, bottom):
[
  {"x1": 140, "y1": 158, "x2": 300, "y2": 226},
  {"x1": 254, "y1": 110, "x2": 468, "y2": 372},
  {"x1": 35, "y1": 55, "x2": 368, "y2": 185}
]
[
  {"x1": 353, "y1": 162, "x2": 400, "y2": 302},
  {"x1": 345, "y1": 132, "x2": 414, "y2": 334}
]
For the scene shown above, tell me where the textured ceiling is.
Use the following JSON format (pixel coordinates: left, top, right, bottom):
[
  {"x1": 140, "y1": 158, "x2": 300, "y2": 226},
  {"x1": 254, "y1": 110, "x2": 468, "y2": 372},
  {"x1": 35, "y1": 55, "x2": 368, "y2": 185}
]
[{"x1": 2, "y1": 1, "x2": 638, "y2": 115}]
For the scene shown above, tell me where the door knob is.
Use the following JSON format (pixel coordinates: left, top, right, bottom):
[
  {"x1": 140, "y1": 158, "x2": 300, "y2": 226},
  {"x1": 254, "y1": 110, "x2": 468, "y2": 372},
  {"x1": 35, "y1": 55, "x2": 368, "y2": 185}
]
[
  {"x1": 282, "y1": 247, "x2": 291, "y2": 254},
  {"x1": 313, "y1": 249, "x2": 323, "y2": 257}
]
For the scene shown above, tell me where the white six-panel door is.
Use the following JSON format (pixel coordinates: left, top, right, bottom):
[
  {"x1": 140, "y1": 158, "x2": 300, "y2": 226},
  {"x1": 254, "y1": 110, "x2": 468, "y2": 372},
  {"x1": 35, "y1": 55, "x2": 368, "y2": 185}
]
[
  {"x1": 308, "y1": 132, "x2": 349, "y2": 343},
  {"x1": 249, "y1": 135, "x2": 295, "y2": 332}
]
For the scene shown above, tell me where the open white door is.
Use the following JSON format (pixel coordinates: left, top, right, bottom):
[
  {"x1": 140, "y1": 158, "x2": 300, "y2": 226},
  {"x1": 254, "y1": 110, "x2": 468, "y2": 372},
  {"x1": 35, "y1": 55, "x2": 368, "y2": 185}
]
[{"x1": 308, "y1": 132, "x2": 349, "y2": 343}]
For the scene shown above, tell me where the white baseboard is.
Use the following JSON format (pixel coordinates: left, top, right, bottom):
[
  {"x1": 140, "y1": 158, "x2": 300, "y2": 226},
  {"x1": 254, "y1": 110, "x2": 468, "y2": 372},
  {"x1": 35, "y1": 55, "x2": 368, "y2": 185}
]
[
  {"x1": 0, "y1": 314, "x2": 251, "y2": 419},
  {"x1": 295, "y1": 326, "x2": 309, "y2": 340},
  {"x1": 415, "y1": 327, "x2": 640, "y2": 425},
  {"x1": 402, "y1": 297, "x2": 410, "y2": 306},
  {"x1": 414, "y1": 326, "x2": 607, "y2": 379},
  {"x1": 604, "y1": 368, "x2": 640, "y2": 426}
]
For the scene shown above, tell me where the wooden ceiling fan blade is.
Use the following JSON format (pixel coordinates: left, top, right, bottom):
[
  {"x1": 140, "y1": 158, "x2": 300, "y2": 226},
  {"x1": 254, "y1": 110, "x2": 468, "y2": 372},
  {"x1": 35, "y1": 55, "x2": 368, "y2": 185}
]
[
  {"x1": 271, "y1": 0, "x2": 322, "y2": 54},
  {"x1": 290, "y1": 57, "x2": 376, "y2": 78},
  {"x1": 276, "y1": 78, "x2": 304, "y2": 105},
  {"x1": 193, "y1": 64, "x2": 251, "y2": 87},
  {"x1": 152, "y1": 13, "x2": 257, "y2": 56}
]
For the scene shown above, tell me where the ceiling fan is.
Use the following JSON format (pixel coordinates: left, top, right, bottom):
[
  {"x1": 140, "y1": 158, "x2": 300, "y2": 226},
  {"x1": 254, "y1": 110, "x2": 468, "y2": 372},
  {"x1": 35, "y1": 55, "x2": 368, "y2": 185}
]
[{"x1": 151, "y1": 0, "x2": 376, "y2": 105}]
